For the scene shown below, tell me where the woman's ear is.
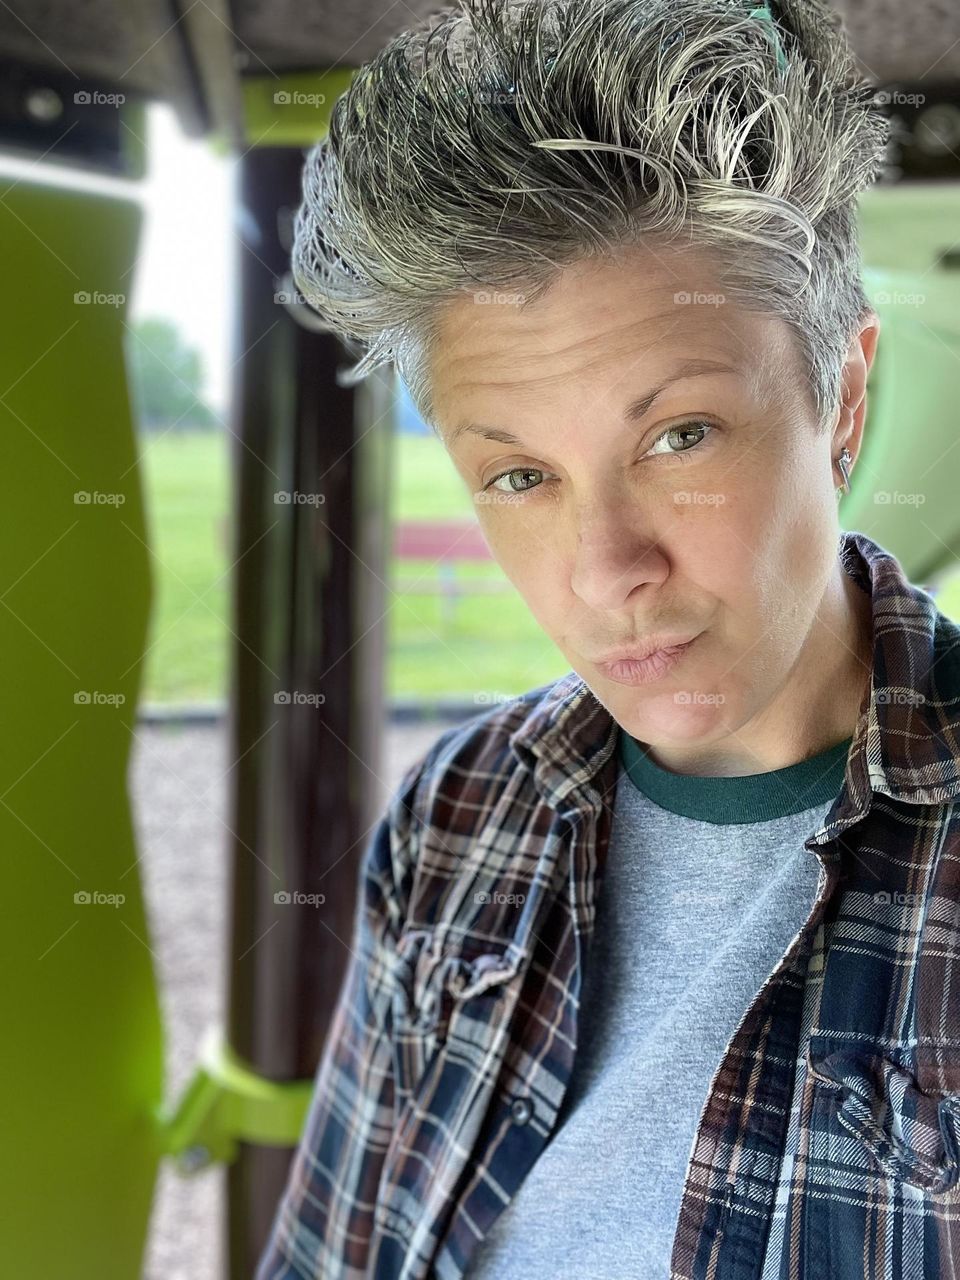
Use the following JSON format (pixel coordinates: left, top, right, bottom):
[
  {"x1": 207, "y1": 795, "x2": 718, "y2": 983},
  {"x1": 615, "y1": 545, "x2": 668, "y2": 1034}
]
[{"x1": 833, "y1": 310, "x2": 880, "y2": 464}]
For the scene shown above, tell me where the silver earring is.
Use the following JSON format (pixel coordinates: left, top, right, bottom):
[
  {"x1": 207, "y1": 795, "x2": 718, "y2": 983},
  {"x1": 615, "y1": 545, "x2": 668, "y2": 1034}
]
[{"x1": 836, "y1": 446, "x2": 852, "y2": 496}]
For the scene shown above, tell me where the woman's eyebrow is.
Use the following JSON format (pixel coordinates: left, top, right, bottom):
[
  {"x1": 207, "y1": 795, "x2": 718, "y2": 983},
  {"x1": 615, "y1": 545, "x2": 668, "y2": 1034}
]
[{"x1": 447, "y1": 357, "x2": 739, "y2": 447}]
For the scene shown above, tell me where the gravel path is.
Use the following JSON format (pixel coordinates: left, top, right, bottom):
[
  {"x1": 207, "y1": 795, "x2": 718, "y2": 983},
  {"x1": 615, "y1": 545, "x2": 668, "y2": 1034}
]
[{"x1": 132, "y1": 717, "x2": 453, "y2": 1280}]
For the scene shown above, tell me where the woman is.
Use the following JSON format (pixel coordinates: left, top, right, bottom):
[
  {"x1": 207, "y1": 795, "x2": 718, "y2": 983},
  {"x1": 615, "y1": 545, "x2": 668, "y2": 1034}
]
[{"x1": 257, "y1": 1, "x2": 960, "y2": 1277}]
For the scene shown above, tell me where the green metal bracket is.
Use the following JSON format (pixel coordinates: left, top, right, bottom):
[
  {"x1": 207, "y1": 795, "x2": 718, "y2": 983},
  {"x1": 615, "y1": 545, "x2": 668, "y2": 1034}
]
[
  {"x1": 224, "y1": 71, "x2": 358, "y2": 149},
  {"x1": 155, "y1": 1025, "x2": 315, "y2": 1174}
]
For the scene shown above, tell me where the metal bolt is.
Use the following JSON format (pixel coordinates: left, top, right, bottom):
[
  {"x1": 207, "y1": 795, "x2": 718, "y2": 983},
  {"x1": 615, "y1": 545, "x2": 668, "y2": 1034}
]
[
  {"x1": 24, "y1": 88, "x2": 64, "y2": 123},
  {"x1": 178, "y1": 1145, "x2": 212, "y2": 1174},
  {"x1": 915, "y1": 104, "x2": 960, "y2": 156}
]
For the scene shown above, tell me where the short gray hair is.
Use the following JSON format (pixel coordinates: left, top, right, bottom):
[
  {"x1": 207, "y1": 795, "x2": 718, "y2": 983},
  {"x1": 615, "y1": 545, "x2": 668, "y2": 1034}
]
[{"x1": 291, "y1": 0, "x2": 888, "y2": 434}]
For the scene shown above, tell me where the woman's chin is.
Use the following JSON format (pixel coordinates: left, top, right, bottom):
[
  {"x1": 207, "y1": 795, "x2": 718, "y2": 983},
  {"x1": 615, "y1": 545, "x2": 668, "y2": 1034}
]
[{"x1": 614, "y1": 683, "x2": 732, "y2": 744}]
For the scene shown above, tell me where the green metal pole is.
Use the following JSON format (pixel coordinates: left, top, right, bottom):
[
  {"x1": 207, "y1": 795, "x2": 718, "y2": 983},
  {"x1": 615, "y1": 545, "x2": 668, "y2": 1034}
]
[{"x1": 0, "y1": 134, "x2": 164, "y2": 1275}]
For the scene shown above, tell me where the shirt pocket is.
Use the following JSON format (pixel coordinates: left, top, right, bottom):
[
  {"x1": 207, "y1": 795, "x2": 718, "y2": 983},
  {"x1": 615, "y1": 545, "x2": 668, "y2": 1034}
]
[
  {"x1": 388, "y1": 925, "x2": 520, "y2": 1100},
  {"x1": 807, "y1": 1037, "x2": 960, "y2": 1194}
]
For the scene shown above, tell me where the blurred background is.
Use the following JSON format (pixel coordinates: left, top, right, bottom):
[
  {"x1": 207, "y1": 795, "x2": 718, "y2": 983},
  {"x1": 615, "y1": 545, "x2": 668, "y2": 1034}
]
[
  {"x1": 126, "y1": 102, "x2": 571, "y2": 1280},
  {"x1": 3, "y1": 3, "x2": 960, "y2": 1278}
]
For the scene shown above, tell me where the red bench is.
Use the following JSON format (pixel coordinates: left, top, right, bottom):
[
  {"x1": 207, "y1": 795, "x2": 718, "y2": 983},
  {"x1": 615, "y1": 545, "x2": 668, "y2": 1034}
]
[{"x1": 392, "y1": 519, "x2": 512, "y2": 624}]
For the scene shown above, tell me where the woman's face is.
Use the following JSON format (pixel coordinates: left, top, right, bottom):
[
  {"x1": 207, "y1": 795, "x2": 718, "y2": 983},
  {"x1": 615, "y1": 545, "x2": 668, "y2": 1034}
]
[{"x1": 428, "y1": 245, "x2": 877, "y2": 767}]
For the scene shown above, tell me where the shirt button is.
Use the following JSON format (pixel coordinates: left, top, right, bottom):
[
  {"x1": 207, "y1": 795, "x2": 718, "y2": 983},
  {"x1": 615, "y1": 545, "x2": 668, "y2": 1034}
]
[{"x1": 511, "y1": 1096, "x2": 533, "y2": 1125}]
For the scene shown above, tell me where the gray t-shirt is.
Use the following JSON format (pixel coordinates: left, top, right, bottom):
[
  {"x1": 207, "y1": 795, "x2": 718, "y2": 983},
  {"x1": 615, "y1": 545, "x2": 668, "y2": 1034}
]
[{"x1": 464, "y1": 727, "x2": 851, "y2": 1280}]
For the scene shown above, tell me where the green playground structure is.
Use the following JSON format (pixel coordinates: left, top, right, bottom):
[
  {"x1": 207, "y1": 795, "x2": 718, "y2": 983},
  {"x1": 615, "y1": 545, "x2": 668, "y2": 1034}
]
[{"x1": 3, "y1": 17, "x2": 960, "y2": 1280}]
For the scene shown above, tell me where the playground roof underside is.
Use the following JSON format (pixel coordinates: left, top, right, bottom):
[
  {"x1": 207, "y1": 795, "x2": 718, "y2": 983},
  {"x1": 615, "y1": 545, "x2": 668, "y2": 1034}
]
[{"x1": 2, "y1": 0, "x2": 958, "y2": 144}]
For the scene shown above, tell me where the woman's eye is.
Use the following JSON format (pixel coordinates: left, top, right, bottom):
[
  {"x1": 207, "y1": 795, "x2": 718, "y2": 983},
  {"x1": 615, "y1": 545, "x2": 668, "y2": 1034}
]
[
  {"x1": 646, "y1": 420, "x2": 714, "y2": 455},
  {"x1": 486, "y1": 466, "x2": 545, "y2": 495},
  {"x1": 482, "y1": 422, "x2": 714, "y2": 498}
]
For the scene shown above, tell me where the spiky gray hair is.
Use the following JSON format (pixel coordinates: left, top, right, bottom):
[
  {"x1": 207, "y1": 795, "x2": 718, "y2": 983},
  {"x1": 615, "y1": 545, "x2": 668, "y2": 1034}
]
[{"x1": 291, "y1": 0, "x2": 888, "y2": 434}]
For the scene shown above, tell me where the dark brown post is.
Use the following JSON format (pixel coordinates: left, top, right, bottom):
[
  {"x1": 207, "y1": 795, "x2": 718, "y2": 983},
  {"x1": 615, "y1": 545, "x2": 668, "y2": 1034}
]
[{"x1": 224, "y1": 144, "x2": 394, "y2": 1278}]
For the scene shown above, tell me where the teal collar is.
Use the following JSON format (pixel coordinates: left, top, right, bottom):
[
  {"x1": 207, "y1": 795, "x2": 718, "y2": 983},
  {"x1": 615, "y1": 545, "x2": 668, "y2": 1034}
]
[{"x1": 617, "y1": 727, "x2": 853, "y2": 825}]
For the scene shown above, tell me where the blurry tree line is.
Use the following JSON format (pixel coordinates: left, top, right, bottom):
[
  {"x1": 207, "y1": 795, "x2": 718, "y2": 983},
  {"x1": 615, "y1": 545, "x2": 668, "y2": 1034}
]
[{"x1": 126, "y1": 316, "x2": 219, "y2": 430}]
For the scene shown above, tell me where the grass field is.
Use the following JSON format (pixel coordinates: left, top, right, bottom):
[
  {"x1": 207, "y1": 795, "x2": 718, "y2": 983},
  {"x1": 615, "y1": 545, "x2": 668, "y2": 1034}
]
[
  {"x1": 139, "y1": 430, "x2": 231, "y2": 704},
  {"x1": 137, "y1": 427, "x2": 571, "y2": 703},
  {"x1": 138, "y1": 425, "x2": 960, "y2": 705}
]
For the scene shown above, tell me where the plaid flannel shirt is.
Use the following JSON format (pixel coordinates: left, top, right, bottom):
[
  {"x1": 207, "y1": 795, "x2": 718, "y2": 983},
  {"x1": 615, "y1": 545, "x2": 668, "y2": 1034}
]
[{"x1": 256, "y1": 529, "x2": 960, "y2": 1280}]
